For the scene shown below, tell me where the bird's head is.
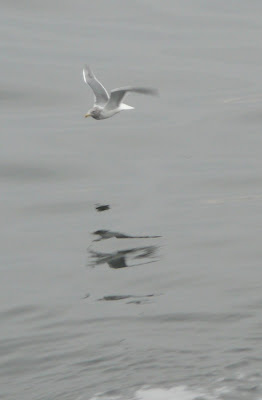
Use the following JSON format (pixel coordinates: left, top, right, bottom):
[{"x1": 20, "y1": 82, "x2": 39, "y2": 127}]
[
  {"x1": 84, "y1": 108, "x2": 93, "y2": 118},
  {"x1": 85, "y1": 106, "x2": 100, "y2": 119}
]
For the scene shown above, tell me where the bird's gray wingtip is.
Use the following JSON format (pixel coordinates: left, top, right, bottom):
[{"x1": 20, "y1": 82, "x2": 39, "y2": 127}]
[
  {"x1": 152, "y1": 88, "x2": 159, "y2": 96},
  {"x1": 141, "y1": 87, "x2": 159, "y2": 96}
]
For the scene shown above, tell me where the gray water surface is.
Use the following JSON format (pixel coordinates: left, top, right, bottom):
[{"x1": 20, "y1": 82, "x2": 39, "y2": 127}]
[{"x1": 1, "y1": 1, "x2": 262, "y2": 399}]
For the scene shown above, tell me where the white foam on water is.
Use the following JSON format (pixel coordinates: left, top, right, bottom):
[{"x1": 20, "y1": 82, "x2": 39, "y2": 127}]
[
  {"x1": 134, "y1": 386, "x2": 213, "y2": 400},
  {"x1": 87, "y1": 385, "x2": 229, "y2": 400}
]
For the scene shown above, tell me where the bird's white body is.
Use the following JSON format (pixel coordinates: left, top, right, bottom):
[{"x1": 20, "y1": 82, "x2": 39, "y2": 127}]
[
  {"x1": 90, "y1": 103, "x2": 134, "y2": 120},
  {"x1": 82, "y1": 65, "x2": 157, "y2": 120}
]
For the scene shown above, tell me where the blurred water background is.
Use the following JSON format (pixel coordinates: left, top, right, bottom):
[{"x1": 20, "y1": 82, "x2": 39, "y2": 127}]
[{"x1": 1, "y1": 1, "x2": 262, "y2": 399}]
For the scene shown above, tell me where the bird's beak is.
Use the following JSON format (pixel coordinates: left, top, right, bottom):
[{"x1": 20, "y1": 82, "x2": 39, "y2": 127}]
[{"x1": 85, "y1": 113, "x2": 91, "y2": 118}]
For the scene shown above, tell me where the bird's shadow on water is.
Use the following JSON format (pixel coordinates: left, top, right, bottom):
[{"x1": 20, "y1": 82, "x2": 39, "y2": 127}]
[{"x1": 95, "y1": 204, "x2": 110, "y2": 212}]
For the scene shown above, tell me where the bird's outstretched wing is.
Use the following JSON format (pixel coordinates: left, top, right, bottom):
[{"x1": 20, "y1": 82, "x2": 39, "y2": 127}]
[
  {"x1": 83, "y1": 65, "x2": 109, "y2": 106},
  {"x1": 104, "y1": 86, "x2": 158, "y2": 111}
]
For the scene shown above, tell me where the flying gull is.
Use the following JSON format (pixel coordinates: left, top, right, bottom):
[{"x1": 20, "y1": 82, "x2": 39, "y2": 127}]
[{"x1": 83, "y1": 65, "x2": 157, "y2": 120}]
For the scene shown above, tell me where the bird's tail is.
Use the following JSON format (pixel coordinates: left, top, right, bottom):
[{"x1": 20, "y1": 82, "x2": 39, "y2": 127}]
[{"x1": 120, "y1": 103, "x2": 135, "y2": 110}]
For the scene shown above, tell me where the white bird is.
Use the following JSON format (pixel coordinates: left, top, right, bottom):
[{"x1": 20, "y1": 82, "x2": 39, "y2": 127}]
[{"x1": 83, "y1": 65, "x2": 157, "y2": 120}]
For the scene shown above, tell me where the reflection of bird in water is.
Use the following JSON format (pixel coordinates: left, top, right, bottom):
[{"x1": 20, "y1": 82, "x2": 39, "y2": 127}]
[
  {"x1": 88, "y1": 246, "x2": 158, "y2": 269},
  {"x1": 107, "y1": 254, "x2": 127, "y2": 269},
  {"x1": 98, "y1": 294, "x2": 155, "y2": 302},
  {"x1": 83, "y1": 65, "x2": 158, "y2": 120},
  {"x1": 92, "y1": 229, "x2": 161, "y2": 242},
  {"x1": 89, "y1": 249, "x2": 127, "y2": 269}
]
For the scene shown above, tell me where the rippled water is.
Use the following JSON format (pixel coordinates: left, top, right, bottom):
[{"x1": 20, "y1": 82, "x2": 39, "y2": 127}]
[{"x1": 1, "y1": 1, "x2": 262, "y2": 399}]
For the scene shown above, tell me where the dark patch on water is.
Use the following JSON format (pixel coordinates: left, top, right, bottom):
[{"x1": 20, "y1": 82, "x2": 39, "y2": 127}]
[
  {"x1": 95, "y1": 204, "x2": 110, "y2": 212},
  {"x1": 229, "y1": 347, "x2": 252, "y2": 353},
  {"x1": 0, "y1": 305, "x2": 39, "y2": 322},
  {"x1": 0, "y1": 163, "x2": 58, "y2": 181},
  {"x1": 0, "y1": 86, "x2": 71, "y2": 108}
]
